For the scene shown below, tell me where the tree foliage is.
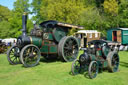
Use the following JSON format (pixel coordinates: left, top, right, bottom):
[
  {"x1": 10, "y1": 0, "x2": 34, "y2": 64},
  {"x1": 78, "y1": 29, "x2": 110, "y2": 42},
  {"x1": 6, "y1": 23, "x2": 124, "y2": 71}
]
[
  {"x1": 31, "y1": 0, "x2": 42, "y2": 23},
  {"x1": 0, "y1": 0, "x2": 33, "y2": 38},
  {"x1": 40, "y1": 0, "x2": 86, "y2": 24},
  {"x1": 9, "y1": 0, "x2": 33, "y2": 38},
  {"x1": 0, "y1": 5, "x2": 11, "y2": 22},
  {"x1": 118, "y1": 0, "x2": 128, "y2": 27},
  {"x1": 0, "y1": 21, "x2": 11, "y2": 38},
  {"x1": 0, "y1": 5, "x2": 11, "y2": 38},
  {"x1": 103, "y1": 0, "x2": 118, "y2": 16}
]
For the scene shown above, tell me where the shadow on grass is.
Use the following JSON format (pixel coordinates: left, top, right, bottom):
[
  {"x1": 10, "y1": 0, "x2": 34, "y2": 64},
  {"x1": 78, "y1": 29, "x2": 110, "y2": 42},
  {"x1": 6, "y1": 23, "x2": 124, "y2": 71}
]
[
  {"x1": 84, "y1": 72, "x2": 90, "y2": 79},
  {"x1": 68, "y1": 70, "x2": 90, "y2": 79},
  {"x1": 69, "y1": 71, "x2": 73, "y2": 75},
  {"x1": 83, "y1": 69, "x2": 110, "y2": 79},
  {"x1": 21, "y1": 63, "x2": 41, "y2": 68},
  {"x1": 40, "y1": 57, "x2": 61, "y2": 63},
  {"x1": 69, "y1": 67, "x2": 112, "y2": 79},
  {"x1": 69, "y1": 71, "x2": 88, "y2": 78},
  {"x1": 120, "y1": 61, "x2": 128, "y2": 68},
  {"x1": 69, "y1": 69, "x2": 90, "y2": 79}
]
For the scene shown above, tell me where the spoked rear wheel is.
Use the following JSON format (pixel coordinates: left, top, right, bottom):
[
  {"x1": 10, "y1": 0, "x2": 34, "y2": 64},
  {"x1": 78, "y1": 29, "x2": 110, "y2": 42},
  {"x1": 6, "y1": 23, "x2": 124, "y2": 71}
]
[
  {"x1": 88, "y1": 61, "x2": 99, "y2": 79},
  {"x1": 107, "y1": 51, "x2": 119, "y2": 72},
  {"x1": 20, "y1": 44, "x2": 41, "y2": 67},
  {"x1": 58, "y1": 36, "x2": 79, "y2": 62},
  {"x1": 7, "y1": 45, "x2": 21, "y2": 65}
]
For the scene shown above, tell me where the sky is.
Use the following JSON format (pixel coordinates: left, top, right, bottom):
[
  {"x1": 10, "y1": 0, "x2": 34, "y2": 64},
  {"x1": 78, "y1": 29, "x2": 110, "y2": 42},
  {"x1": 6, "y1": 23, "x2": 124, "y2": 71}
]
[
  {"x1": 0, "y1": 0, "x2": 33, "y2": 18},
  {"x1": 0, "y1": 0, "x2": 16, "y2": 10}
]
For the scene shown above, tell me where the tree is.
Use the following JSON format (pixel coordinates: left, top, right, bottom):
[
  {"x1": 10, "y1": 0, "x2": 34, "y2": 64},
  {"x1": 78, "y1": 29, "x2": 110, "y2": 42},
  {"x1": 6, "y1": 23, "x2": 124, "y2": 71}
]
[
  {"x1": 103, "y1": 0, "x2": 119, "y2": 28},
  {"x1": 0, "y1": 5, "x2": 11, "y2": 38},
  {"x1": 31, "y1": 0, "x2": 42, "y2": 23},
  {"x1": 0, "y1": 5, "x2": 11, "y2": 22},
  {"x1": 0, "y1": 21, "x2": 11, "y2": 38},
  {"x1": 13, "y1": 0, "x2": 30, "y2": 15},
  {"x1": 39, "y1": 0, "x2": 86, "y2": 25},
  {"x1": 95, "y1": 0, "x2": 104, "y2": 7},
  {"x1": 118, "y1": 0, "x2": 128, "y2": 27},
  {"x1": 103, "y1": 0, "x2": 118, "y2": 16},
  {"x1": 9, "y1": 0, "x2": 33, "y2": 37},
  {"x1": 80, "y1": 6, "x2": 105, "y2": 30}
]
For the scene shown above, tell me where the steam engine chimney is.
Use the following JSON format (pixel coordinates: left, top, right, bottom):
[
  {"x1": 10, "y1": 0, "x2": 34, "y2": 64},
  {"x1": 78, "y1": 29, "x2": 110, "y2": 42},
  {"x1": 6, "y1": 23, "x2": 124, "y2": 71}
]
[{"x1": 22, "y1": 12, "x2": 27, "y2": 37}]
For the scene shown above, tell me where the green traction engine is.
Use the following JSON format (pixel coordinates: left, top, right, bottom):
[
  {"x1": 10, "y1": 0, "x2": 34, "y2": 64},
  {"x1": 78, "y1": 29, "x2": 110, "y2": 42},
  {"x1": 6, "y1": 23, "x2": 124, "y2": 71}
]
[
  {"x1": 7, "y1": 13, "x2": 83, "y2": 67},
  {"x1": 71, "y1": 40, "x2": 120, "y2": 79}
]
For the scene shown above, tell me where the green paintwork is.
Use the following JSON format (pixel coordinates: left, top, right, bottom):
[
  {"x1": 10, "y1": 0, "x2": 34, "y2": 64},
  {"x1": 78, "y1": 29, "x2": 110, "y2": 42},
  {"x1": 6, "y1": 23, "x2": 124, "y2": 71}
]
[
  {"x1": 90, "y1": 54, "x2": 96, "y2": 61},
  {"x1": 49, "y1": 46, "x2": 57, "y2": 53},
  {"x1": 107, "y1": 28, "x2": 116, "y2": 41},
  {"x1": 103, "y1": 61, "x2": 108, "y2": 68},
  {"x1": 52, "y1": 27, "x2": 66, "y2": 42},
  {"x1": 96, "y1": 50, "x2": 102, "y2": 57},
  {"x1": 44, "y1": 41, "x2": 49, "y2": 45},
  {"x1": 122, "y1": 30, "x2": 128, "y2": 44},
  {"x1": 97, "y1": 61, "x2": 102, "y2": 67},
  {"x1": 40, "y1": 45, "x2": 57, "y2": 53},
  {"x1": 43, "y1": 33, "x2": 53, "y2": 40},
  {"x1": 76, "y1": 38, "x2": 81, "y2": 47},
  {"x1": 96, "y1": 60, "x2": 107, "y2": 68},
  {"x1": 102, "y1": 46, "x2": 109, "y2": 57},
  {"x1": 48, "y1": 33, "x2": 53, "y2": 40},
  {"x1": 31, "y1": 36, "x2": 42, "y2": 47},
  {"x1": 40, "y1": 45, "x2": 48, "y2": 53}
]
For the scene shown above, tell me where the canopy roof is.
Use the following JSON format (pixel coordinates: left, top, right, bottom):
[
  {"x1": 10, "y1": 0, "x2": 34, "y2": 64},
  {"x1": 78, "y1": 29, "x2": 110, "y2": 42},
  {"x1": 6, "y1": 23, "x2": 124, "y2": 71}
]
[
  {"x1": 76, "y1": 30, "x2": 101, "y2": 34},
  {"x1": 40, "y1": 20, "x2": 83, "y2": 29}
]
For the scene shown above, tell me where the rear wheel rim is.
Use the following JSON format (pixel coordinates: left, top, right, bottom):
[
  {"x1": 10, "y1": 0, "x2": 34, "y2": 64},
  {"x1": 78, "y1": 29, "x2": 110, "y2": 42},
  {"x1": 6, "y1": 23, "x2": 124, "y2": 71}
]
[
  {"x1": 62, "y1": 37, "x2": 79, "y2": 61},
  {"x1": 112, "y1": 54, "x2": 119, "y2": 72}
]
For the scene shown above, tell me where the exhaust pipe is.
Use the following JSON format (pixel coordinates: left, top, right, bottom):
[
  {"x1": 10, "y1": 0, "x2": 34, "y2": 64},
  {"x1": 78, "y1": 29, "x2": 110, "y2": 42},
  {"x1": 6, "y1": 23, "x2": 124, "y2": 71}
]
[{"x1": 22, "y1": 12, "x2": 27, "y2": 37}]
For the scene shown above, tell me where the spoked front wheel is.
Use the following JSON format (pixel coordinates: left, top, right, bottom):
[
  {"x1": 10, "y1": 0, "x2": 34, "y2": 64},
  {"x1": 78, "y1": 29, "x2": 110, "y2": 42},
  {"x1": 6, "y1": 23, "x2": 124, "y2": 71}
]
[
  {"x1": 7, "y1": 45, "x2": 21, "y2": 65},
  {"x1": 20, "y1": 44, "x2": 41, "y2": 67},
  {"x1": 88, "y1": 61, "x2": 99, "y2": 79},
  {"x1": 71, "y1": 59, "x2": 81, "y2": 75}
]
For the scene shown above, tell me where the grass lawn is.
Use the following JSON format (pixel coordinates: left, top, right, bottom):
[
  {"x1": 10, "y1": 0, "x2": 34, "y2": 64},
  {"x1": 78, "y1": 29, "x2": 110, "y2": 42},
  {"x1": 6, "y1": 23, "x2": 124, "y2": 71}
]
[{"x1": 0, "y1": 51, "x2": 128, "y2": 85}]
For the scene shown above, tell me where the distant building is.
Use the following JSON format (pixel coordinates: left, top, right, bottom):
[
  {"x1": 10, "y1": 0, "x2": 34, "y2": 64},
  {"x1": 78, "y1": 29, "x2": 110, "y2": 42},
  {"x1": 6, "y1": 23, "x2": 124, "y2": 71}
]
[
  {"x1": 75, "y1": 30, "x2": 101, "y2": 48},
  {"x1": 107, "y1": 28, "x2": 128, "y2": 45}
]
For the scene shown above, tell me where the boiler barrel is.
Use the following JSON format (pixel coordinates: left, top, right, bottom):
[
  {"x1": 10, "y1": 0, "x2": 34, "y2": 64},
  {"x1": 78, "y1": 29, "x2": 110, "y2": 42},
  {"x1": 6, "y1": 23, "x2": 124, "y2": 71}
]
[{"x1": 29, "y1": 36, "x2": 42, "y2": 47}]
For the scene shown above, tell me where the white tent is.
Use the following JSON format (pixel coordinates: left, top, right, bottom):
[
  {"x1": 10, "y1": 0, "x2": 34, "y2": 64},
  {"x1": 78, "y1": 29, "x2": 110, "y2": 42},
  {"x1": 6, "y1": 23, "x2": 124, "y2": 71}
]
[{"x1": 2, "y1": 38, "x2": 17, "y2": 44}]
